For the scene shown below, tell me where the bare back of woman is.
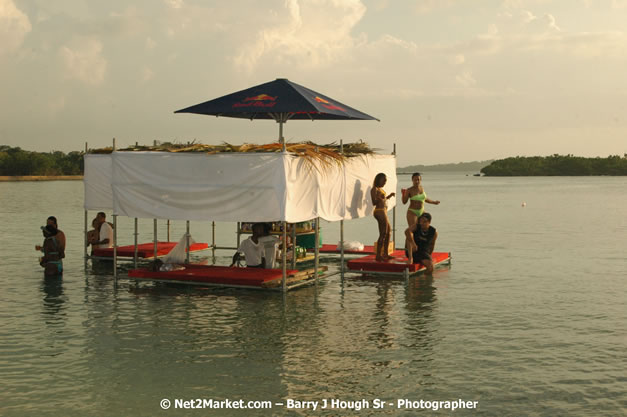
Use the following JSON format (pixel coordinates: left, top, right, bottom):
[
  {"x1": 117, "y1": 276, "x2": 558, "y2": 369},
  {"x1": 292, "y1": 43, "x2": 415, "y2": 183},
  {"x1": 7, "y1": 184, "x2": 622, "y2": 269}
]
[{"x1": 372, "y1": 173, "x2": 395, "y2": 262}]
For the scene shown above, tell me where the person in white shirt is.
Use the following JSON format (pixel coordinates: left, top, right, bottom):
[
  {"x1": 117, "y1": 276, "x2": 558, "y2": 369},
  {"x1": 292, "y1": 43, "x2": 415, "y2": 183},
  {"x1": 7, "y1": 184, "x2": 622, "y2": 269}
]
[
  {"x1": 231, "y1": 223, "x2": 267, "y2": 268},
  {"x1": 258, "y1": 223, "x2": 281, "y2": 269},
  {"x1": 95, "y1": 212, "x2": 113, "y2": 249}
]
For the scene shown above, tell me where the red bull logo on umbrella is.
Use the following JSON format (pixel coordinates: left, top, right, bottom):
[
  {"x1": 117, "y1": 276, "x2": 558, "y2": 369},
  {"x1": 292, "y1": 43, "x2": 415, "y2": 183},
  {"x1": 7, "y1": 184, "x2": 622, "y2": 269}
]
[
  {"x1": 233, "y1": 93, "x2": 278, "y2": 108},
  {"x1": 243, "y1": 94, "x2": 278, "y2": 102},
  {"x1": 314, "y1": 95, "x2": 345, "y2": 112}
]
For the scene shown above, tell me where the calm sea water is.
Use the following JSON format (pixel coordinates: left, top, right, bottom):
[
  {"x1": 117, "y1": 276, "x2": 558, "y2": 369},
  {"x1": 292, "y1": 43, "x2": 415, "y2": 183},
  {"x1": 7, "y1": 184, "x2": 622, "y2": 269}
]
[{"x1": 0, "y1": 173, "x2": 625, "y2": 416}]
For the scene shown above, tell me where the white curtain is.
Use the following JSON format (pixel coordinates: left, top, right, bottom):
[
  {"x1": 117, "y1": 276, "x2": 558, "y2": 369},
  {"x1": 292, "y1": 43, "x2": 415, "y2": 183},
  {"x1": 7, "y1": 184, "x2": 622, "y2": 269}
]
[{"x1": 84, "y1": 152, "x2": 396, "y2": 222}]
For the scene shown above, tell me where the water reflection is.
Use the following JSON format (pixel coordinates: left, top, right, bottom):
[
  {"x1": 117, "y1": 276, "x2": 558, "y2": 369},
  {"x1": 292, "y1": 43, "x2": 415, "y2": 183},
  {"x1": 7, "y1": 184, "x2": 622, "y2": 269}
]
[
  {"x1": 370, "y1": 281, "x2": 395, "y2": 350},
  {"x1": 405, "y1": 275, "x2": 437, "y2": 312},
  {"x1": 41, "y1": 275, "x2": 66, "y2": 319}
]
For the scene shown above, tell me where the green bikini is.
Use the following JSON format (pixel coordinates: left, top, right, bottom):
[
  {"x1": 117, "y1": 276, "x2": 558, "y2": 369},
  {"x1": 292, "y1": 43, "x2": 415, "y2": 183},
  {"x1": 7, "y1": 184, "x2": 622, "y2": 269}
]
[{"x1": 409, "y1": 191, "x2": 426, "y2": 217}]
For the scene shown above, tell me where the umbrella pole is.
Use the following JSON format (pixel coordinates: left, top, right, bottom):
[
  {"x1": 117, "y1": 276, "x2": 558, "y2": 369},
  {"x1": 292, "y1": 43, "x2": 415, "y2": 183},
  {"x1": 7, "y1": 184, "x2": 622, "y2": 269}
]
[{"x1": 279, "y1": 117, "x2": 285, "y2": 151}]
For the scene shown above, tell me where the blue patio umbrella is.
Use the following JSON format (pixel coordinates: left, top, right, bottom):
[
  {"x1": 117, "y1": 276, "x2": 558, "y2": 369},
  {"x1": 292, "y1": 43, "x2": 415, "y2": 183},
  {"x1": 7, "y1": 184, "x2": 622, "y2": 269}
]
[{"x1": 174, "y1": 78, "x2": 379, "y2": 147}]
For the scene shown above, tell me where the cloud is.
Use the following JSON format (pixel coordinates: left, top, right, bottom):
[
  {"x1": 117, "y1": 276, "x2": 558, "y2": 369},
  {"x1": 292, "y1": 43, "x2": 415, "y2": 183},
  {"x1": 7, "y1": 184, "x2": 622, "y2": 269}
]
[
  {"x1": 140, "y1": 66, "x2": 154, "y2": 83},
  {"x1": 47, "y1": 96, "x2": 66, "y2": 118},
  {"x1": 59, "y1": 37, "x2": 107, "y2": 85},
  {"x1": 232, "y1": 0, "x2": 367, "y2": 72},
  {"x1": 164, "y1": 0, "x2": 184, "y2": 9},
  {"x1": 370, "y1": 0, "x2": 391, "y2": 11},
  {"x1": 582, "y1": 0, "x2": 627, "y2": 9},
  {"x1": 0, "y1": 0, "x2": 32, "y2": 56},
  {"x1": 145, "y1": 37, "x2": 157, "y2": 51},
  {"x1": 456, "y1": 70, "x2": 477, "y2": 87},
  {"x1": 442, "y1": 9, "x2": 627, "y2": 61},
  {"x1": 450, "y1": 54, "x2": 465, "y2": 65},
  {"x1": 411, "y1": 0, "x2": 454, "y2": 14}
]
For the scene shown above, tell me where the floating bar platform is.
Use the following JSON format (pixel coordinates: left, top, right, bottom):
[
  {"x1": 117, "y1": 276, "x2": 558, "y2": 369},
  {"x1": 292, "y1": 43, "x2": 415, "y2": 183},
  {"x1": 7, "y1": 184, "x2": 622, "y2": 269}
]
[
  {"x1": 92, "y1": 241, "x2": 209, "y2": 259},
  {"x1": 347, "y1": 251, "x2": 451, "y2": 276},
  {"x1": 127, "y1": 264, "x2": 327, "y2": 290},
  {"x1": 307, "y1": 244, "x2": 376, "y2": 255}
]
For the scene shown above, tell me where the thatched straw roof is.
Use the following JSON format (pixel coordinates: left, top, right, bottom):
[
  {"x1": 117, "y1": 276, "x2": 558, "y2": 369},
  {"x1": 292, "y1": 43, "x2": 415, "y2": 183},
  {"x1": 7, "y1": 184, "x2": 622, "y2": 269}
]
[{"x1": 88, "y1": 141, "x2": 378, "y2": 170}]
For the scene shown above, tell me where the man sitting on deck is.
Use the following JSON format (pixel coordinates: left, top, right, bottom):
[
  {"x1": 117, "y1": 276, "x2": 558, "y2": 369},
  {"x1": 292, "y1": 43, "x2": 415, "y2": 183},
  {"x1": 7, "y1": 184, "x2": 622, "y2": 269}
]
[{"x1": 405, "y1": 212, "x2": 438, "y2": 274}]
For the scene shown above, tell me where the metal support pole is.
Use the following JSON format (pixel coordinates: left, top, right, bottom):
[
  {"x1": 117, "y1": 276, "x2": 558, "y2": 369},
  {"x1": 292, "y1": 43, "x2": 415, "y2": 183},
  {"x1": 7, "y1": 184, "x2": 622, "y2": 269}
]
[
  {"x1": 392, "y1": 143, "x2": 397, "y2": 248},
  {"x1": 282, "y1": 221, "x2": 287, "y2": 292},
  {"x1": 236, "y1": 222, "x2": 241, "y2": 248},
  {"x1": 186, "y1": 220, "x2": 190, "y2": 264},
  {"x1": 134, "y1": 218, "x2": 138, "y2": 269},
  {"x1": 340, "y1": 219, "x2": 344, "y2": 272},
  {"x1": 291, "y1": 223, "x2": 296, "y2": 270},
  {"x1": 84, "y1": 209, "x2": 88, "y2": 267},
  {"x1": 84, "y1": 141, "x2": 89, "y2": 268},
  {"x1": 340, "y1": 140, "x2": 345, "y2": 271},
  {"x1": 153, "y1": 219, "x2": 158, "y2": 260},
  {"x1": 314, "y1": 217, "x2": 320, "y2": 283},
  {"x1": 167, "y1": 220, "x2": 171, "y2": 242},
  {"x1": 112, "y1": 138, "x2": 117, "y2": 281},
  {"x1": 212, "y1": 221, "x2": 216, "y2": 260},
  {"x1": 113, "y1": 214, "x2": 118, "y2": 281}
]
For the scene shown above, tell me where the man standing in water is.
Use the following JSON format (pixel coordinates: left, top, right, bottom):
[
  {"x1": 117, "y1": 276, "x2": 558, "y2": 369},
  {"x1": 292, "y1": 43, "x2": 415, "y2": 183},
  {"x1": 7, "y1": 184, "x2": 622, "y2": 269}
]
[
  {"x1": 405, "y1": 212, "x2": 438, "y2": 274},
  {"x1": 95, "y1": 212, "x2": 113, "y2": 248},
  {"x1": 35, "y1": 216, "x2": 66, "y2": 258}
]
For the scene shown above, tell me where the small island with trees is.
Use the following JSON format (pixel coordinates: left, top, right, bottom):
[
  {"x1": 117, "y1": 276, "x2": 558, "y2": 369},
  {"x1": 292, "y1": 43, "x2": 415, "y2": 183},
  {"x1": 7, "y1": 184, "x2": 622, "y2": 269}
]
[
  {"x1": 0, "y1": 146, "x2": 83, "y2": 180},
  {"x1": 480, "y1": 154, "x2": 627, "y2": 176}
]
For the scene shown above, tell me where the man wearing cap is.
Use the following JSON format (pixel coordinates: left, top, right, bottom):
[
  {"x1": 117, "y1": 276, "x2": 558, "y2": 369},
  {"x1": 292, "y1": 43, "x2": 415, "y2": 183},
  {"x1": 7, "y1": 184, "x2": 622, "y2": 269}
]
[{"x1": 35, "y1": 216, "x2": 66, "y2": 258}]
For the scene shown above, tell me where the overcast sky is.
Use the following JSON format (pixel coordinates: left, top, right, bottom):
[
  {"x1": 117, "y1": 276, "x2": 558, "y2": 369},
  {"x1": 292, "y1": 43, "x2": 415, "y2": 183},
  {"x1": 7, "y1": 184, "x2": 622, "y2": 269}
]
[{"x1": 1, "y1": 0, "x2": 626, "y2": 165}]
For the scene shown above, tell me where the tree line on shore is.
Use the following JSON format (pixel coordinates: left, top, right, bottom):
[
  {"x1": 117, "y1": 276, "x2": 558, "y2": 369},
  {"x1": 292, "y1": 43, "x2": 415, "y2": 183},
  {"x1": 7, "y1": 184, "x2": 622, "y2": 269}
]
[
  {"x1": 0, "y1": 146, "x2": 83, "y2": 176},
  {"x1": 398, "y1": 160, "x2": 492, "y2": 173},
  {"x1": 480, "y1": 154, "x2": 627, "y2": 176},
  {"x1": 2, "y1": 145, "x2": 626, "y2": 177}
]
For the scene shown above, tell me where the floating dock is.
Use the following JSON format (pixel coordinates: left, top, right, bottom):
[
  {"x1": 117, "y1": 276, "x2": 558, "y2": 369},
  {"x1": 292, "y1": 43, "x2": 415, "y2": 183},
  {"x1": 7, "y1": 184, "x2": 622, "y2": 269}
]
[
  {"x1": 307, "y1": 244, "x2": 376, "y2": 255},
  {"x1": 347, "y1": 251, "x2": 451, "y2": 276},
  {"x1": 127, "y1": 264, "x2": 326, "y2": 290},
  {"x1": 92, "y1": 241, "x2": 209, "y2": 259}
]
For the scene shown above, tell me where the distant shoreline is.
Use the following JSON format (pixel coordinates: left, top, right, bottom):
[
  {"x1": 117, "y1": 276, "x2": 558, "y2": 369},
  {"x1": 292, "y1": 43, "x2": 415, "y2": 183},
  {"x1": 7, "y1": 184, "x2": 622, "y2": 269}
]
[{"x1": 0, "y1": 175, "x2": 83, "y2": 182}]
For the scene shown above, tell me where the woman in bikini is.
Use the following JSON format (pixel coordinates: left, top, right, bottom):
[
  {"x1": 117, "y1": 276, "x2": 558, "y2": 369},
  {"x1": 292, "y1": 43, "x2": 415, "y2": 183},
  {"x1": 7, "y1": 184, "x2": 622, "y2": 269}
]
[
  {"x1": 371, "y1": 173, "x2": 396, "y2": 262},
  {"x1": 402, "y1": 172, "x2": 440, "y2": 228}
]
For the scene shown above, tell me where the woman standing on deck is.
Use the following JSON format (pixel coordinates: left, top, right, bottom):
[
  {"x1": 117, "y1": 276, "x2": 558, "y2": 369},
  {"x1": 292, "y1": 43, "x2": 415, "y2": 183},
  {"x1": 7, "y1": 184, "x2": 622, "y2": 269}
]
[
  {"x1": 371, "y1": 173, "x2": 395, "y2": 262},
  {"x1": 402, "y1": 172, "x2": 440, "y2": 228}
]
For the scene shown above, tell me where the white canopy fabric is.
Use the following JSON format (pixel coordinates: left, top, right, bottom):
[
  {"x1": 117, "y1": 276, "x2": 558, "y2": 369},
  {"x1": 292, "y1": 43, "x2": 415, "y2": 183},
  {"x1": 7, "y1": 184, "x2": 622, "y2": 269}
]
[
  {"x1": 84, "y1": 154, "x2": 113, "y2": 210},
  {"x1": 84, "y1": 152, "x2": 396, "y2": 222}
]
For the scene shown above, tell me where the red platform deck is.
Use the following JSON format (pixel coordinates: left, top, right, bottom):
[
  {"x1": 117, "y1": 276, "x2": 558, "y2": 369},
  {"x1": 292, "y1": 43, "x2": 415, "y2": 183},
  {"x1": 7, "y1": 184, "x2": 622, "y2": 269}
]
[
  {"x1": 347, "y1": 251, "x2": 451, "y2": 275},
  {"x1": 128, "y1": 264, "x2": 304, "y2": 288},
  {"x1": 307, "y1": 244, "x2": 376, "y2": 255},
  {"x1": 92, "y1": 241, "x2": 209, "y2": 259}
]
